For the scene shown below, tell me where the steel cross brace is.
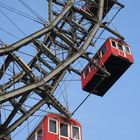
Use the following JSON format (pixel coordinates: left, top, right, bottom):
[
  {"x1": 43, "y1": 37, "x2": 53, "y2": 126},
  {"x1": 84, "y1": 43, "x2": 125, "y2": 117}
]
[
  {"x1": 0, "y1": 52, "x2": 42, "y2": 114},
  {"x1": 0, "y1": 1, "x2": 74, "y2": 56},
  {"x1": 0, "y1": 71, "x2": 69, "y2": 139},
  {"x1": 0, "y1": 0, "x2": 105, "y2": 104},
  {"x1": 0, "y1": 66, "x2": 70, "y2": 133}
]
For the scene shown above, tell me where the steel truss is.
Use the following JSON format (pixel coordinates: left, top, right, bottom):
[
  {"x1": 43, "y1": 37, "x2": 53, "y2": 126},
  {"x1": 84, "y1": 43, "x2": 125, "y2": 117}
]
[{"x1": 0, "y1": 0, "x2": 124, "y2": 138}]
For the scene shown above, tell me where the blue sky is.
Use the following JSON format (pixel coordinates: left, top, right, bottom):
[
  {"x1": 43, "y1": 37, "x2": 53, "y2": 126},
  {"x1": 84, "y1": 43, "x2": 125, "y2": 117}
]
[{"x1": 0, "y1": 1, "x2": 140, "y2": 140}]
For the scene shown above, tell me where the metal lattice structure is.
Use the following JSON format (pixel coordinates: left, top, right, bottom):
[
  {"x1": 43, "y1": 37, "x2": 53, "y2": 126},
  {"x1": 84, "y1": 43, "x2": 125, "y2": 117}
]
[{"x1": 0, "y1": 0, "x2": 124, "y2": 139}]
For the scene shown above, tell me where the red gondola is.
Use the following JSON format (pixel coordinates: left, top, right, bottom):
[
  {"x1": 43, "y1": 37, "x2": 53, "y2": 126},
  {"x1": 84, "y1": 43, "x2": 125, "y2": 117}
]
[
  {"x1": 27, "y1": 113, "x2": 82, "y2": 140},
  {"x1": 81, "y1": 37, "x2": 134, "y2": 97}
]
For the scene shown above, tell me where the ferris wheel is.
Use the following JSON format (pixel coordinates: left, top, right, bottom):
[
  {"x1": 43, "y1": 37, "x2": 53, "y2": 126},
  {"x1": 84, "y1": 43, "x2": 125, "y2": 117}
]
[{"x1": 0, "y1": 0, "x2": 131, "y2": 139}]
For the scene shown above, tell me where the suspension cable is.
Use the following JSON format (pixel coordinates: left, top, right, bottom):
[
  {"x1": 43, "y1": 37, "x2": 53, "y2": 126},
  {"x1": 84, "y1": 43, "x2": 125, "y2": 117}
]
[
  {"x1": 17, "y1": 0, "x2": 47, "y2": 24},
  {"x1": 72, "y1": 93, "x2": 91, "y2": 116},
  {"x1": 0, "y1": 2, "x2": 43, "y2": 24},
  {"x1": 0, "y1": 9, "x2": 26, "y2": 36}
]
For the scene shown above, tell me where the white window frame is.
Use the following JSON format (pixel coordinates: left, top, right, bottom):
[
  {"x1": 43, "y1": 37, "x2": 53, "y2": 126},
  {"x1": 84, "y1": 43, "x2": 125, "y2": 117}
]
[
  {"x1": 111, "y1": 39, "x2": 117, "y2": 48},
  {"x1": 89, "y1": 63, "x2": 94, "y2": 72},
  {"x1": 35, "y1": 125, "x2": 43, "y2": 140},
  {"x1": 83, "y1": 72, "x2": 86, "y2": 79},
  {"x1": 35, "y1": 132, "x2": 37, "y2": 140},
  {"x1": 36, "y1": 126, "x2": 43, "y2": 140},
  {"x1": 124, "y1": 45, "x2": 131, "y2": 54},
  {"x1": 83, "y1": 67, "x2": 89, "y2": 79},
  {"x1": 100, "y1": 45, "x2": 107, "y2": 57},
  {"x1": 48, "y1": 118, "x2": 58, "y2": 135},
  {"x1": 117, "y1": 43, "x2": 124, "y2": 52},
  {"x1": 71, "y1": 125, "x2": 81, "y2": 140},
  {"x1": 59, "y1": 121, "x2": 70, "y2": 139}
]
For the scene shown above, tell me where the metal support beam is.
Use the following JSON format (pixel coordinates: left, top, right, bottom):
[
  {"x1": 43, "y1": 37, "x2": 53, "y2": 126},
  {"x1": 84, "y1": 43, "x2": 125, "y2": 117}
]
[
  {"x1": 38, "y1": 57, "x2": 54, "y2": 70},
  {"x1": 65, "y1": 18, "x2": 88, "y2": 34},
  {"x1": 38, "y1": 88, "x2": 71, "y2": 118},
  {"x1": 34, "y1": 40, "x2": 61, "y2": 64},
  {"x1": 54, "y1": 40, "x2": 69, "y2": 50},
  {"x1": 101, "y1": 24, "x2": 124, "y2": 40},
  {"x1": 0, "y1": 0, "x2": 105, "y2": 103},
  {"x1": 0, "y1": 2, "x2": 74, "y2": 56},
  {"x1": 0, "y1": 94, "x2": 29, "y2": 130},
  {"x1": 10, "y1": 53, "x2": 35, "y2": 78},
  {"x1": 9, "y1": 99, "x2": 26, "y2": 114},
  {"x1": 0, "y1": 55, "x2": 13, "y2": 79},
  {"x1": 77, "y1": 7, "x2": 125, "y2": 40},
  {"x1": 53, "y1": 28, "x2": 74, "y2": 47},
  {"x1": 0, "y1": 71, "x2": 70, "y2": 139},
  {"x1": 2, "y1": 52, "x2": 41, "y2": 90},
  {"x1": 0, "y1": 53, "x2": 41, "y2": 114},
  {"x1": 68, "y1": 67, "x2": 81, "y2": 76},
  {"x1": 34, "y1": 64, "x2": 48, "y2": 76},
  {"x1": 49, "y1": 0, "x2": 65, "y2": 7},
  {"x1": 48, "y1": 0, "x2": 53, "y2": 22},
  {"x1": 2, "y1": 57, "x2": 70, "y2": 124}
]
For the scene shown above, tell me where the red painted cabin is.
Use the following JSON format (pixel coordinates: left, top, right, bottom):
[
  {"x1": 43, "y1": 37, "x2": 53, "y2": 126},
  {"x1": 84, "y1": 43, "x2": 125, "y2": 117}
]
[
  {"x1": 27, "y1": 113, "x2": 82, "y2": 140},
  {"x1": 81, "y1": 37, "x2": 134, "y2": 96}
]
